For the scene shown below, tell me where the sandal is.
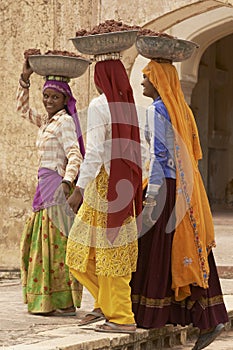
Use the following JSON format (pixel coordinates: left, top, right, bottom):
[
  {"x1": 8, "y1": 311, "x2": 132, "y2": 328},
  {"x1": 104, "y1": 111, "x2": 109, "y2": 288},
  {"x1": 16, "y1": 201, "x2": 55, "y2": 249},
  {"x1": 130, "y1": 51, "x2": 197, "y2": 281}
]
[
  {"x1": 192, "y1": 323, "x2": 225, "y2": 350},
  {"x1": 95, "y1": 321, "x2": 136, "y2": 334},
  {"x1": 78, "y1": 308, "x2": 105, "y2": 326}
]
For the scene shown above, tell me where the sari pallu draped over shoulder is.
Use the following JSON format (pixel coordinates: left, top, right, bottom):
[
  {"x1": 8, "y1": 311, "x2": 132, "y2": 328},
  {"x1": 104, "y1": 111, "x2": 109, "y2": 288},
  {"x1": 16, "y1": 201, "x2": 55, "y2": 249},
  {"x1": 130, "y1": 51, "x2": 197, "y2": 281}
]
[
  {"x1": 94, "y1": 60, "x2": 142, "y2": 242},
  {"x1": 143, "y1": 61, "x2": 215, "y2": 301}
]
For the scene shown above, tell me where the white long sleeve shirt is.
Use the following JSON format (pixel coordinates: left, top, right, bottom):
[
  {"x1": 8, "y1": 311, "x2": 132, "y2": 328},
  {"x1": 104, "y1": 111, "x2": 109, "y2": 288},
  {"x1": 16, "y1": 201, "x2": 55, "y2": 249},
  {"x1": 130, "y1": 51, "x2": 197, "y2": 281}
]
[{"x1": 77, "y1": 93, "x2": 111, "y2": 189}]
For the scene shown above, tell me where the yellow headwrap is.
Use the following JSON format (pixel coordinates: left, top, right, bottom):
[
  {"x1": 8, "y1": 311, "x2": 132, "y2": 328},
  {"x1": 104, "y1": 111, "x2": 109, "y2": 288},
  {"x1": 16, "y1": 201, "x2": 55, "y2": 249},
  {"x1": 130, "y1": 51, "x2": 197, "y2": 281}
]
[{"x1": 143, "y1": 61, "x2": 216, "y2": 301}]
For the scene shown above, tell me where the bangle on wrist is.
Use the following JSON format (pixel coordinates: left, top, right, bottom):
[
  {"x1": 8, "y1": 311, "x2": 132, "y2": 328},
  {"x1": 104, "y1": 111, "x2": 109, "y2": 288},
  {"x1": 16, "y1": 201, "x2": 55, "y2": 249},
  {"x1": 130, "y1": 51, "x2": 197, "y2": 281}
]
[
  {"x1": 143, "y1": 194, "x2": 157, "y2": 207},
  {"x1": 61, "y1": 180, "x2": 72, "y2": 190},
  {"x1": 19, "y1": 74, "x2": 30, "y2": 88},
  {"x1": 143, "y1": 199, "x2": 157, "y2": 207}
]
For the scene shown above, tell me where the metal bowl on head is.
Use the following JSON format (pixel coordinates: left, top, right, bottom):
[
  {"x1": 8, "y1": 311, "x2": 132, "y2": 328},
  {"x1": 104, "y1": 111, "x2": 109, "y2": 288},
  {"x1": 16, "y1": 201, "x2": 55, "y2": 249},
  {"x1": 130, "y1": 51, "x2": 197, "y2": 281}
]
[
  {"x1": 28, "y1": 55, "x2": 91, "y2": 78},
  {"x1": 70, "y1": 30, "x2": 138, "y2": 55},
  {"x1": 136, "y1": 35, "x2": 199, "y2": 62}
]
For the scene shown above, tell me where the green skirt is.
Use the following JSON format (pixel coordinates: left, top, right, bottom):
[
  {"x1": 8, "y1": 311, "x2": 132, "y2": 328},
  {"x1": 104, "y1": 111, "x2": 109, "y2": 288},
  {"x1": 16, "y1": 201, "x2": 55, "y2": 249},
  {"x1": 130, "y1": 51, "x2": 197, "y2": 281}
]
[{"x1": 20, "y1": 206, "x2": 82, "y2": 313}]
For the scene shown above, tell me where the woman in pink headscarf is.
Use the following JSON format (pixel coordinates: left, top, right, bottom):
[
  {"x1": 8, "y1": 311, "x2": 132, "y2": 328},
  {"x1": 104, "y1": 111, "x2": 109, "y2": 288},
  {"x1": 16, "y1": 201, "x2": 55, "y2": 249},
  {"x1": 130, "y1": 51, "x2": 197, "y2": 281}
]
[{"x1": 17, "y1": 59, "x2": 85, "y2": 315}]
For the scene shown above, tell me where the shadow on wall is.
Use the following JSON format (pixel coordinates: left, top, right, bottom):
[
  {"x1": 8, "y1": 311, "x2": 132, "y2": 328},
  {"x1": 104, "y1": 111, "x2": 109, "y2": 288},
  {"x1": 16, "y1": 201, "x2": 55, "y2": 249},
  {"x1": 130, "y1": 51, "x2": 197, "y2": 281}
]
[{"x1": 225, "y1": 178, "x2": 233, "y2": 208}]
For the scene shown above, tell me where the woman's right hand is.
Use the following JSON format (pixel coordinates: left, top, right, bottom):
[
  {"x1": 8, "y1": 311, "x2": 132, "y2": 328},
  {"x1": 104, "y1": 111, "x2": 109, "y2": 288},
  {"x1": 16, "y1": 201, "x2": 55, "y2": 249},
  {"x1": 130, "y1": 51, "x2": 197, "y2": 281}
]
[
  {"x1": 67, "y1": 187, "x2": 83, "y2": 214},
  {"x1": 21, "y1": 59, "x2": 33, "y2": 82}
]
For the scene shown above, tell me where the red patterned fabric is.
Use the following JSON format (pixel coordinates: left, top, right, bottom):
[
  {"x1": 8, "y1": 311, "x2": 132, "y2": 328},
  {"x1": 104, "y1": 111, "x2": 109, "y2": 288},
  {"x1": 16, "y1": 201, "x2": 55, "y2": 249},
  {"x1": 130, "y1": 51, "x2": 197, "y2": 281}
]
[{"x1": 94, "y1": 60, "x2": 142, "y2": 239}]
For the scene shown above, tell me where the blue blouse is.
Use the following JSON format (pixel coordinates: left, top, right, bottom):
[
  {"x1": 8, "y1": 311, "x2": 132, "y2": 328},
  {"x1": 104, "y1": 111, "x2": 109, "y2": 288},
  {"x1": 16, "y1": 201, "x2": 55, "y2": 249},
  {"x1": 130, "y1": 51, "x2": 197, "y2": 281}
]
[{"x1": 145, "y1": 97, "x2": 176, "y2": 197}]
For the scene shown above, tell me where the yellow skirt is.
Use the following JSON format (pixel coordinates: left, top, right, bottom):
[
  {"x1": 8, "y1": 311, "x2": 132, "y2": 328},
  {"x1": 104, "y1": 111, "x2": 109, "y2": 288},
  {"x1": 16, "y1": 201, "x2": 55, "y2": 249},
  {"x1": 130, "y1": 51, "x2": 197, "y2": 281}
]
[{"x1": 66, "y1": 166, "x2": 138, "y2": 277}]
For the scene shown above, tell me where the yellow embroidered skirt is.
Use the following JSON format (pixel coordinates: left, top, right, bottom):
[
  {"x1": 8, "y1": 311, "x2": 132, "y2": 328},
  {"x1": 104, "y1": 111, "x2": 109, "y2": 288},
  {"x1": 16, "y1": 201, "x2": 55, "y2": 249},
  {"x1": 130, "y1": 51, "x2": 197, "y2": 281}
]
[{"x1": 66, "y1": 166, "x2": 138, "y2": 277}]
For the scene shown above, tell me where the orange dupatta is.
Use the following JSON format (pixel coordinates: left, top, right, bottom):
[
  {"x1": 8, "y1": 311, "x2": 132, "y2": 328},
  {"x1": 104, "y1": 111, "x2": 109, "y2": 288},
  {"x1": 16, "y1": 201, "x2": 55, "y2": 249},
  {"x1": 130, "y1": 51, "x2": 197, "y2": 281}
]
[{"x1": 143, "y1": 61, "x2": 216, "y2": 301}]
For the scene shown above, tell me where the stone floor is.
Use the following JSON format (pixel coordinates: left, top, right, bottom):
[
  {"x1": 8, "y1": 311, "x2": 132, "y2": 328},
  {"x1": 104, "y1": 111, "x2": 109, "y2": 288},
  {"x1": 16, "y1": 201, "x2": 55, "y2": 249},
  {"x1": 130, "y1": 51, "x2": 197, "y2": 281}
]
[{"x1": 0, "y1": 210, "x2": 232, "y2": 349}]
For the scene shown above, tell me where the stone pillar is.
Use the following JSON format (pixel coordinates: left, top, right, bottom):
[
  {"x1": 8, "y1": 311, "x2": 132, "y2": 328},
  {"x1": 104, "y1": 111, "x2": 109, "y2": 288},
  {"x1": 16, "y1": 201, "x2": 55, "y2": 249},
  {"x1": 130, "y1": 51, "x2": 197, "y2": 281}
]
[{"x1": 180, "y1": 80, "x2": 196, "y2": 106}]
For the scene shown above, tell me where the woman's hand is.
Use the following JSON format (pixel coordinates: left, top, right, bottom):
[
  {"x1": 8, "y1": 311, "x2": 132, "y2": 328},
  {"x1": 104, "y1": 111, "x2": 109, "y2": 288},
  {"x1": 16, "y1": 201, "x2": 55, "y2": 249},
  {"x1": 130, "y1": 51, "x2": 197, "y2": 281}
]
[
  {"x1": 67, "y1": 187, "x2": 83, "y2": 214},
  {"x1": 142, "y1": 196, "x2": 157, "y2": 227},
  {"x1": 62, "y1": 182, "x2": 71, "y2": 199},
  {"x1": 142, "y1": 205, "x2": 156, "y2": 227},
  {"x1": 22, "y1": 59, "x2": 33, "y2": 82}
]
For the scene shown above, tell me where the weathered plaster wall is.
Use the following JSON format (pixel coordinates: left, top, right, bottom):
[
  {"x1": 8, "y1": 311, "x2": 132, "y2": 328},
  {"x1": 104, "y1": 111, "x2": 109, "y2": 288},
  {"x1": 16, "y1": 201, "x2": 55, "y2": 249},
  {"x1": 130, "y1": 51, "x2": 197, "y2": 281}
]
[{"x1": 0, "y1": 0, "x2": 98, "y2": 268}]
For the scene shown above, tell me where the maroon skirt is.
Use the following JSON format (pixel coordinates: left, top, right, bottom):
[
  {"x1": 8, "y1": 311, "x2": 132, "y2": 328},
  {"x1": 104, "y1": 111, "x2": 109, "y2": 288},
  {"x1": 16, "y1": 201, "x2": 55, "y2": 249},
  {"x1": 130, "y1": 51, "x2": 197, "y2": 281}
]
[{"x1": 131, "y1": 179, "x2": 228, "y2": 329}]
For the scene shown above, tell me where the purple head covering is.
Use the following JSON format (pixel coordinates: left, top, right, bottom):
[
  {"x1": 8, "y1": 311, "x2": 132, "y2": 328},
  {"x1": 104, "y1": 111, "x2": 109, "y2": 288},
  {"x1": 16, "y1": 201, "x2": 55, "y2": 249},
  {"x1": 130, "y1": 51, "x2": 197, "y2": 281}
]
[{"x1": 43, "y1": 80, "x2": 85, "y2": 157}]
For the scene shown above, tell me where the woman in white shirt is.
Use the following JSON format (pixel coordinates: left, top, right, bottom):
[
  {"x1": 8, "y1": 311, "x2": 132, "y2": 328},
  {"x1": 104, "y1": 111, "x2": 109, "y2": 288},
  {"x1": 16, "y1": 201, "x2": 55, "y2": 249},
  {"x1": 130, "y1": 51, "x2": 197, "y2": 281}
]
[{"x1": 66, "y1": 59, "x2": 142, "y2": 333}]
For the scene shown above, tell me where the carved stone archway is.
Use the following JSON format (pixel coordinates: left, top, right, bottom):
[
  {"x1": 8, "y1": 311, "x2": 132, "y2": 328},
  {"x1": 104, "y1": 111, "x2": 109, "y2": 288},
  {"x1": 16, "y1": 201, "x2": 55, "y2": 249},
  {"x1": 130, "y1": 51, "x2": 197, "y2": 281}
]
[
  {"x1": 123, "y1": 0, "x2": 233, "y2": 76},
  {"x1": 129, "y1": 2, "x2": 233, "y2": 207}
]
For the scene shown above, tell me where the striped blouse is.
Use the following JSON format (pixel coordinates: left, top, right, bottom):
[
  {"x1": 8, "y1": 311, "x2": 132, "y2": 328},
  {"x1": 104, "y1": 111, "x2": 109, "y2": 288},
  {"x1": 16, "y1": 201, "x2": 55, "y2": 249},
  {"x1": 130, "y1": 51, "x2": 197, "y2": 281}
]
[{"x1": 16, "y1": 85, "x2": 83, "y2": 183}]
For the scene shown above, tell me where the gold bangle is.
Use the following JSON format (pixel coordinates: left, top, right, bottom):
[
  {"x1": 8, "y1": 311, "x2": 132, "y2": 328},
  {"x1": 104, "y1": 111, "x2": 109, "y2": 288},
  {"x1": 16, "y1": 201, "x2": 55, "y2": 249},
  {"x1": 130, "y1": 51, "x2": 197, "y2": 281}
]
[{"x1": 143, "y1": 200, "x2": 157, "y2": 207}]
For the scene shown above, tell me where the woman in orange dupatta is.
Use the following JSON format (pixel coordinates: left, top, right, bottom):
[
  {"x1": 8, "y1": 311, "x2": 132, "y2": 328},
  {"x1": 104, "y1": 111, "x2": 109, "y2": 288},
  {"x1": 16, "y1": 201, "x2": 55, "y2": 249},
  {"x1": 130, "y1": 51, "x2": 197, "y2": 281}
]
[{"x1": 130, "y1": 60, "x2": 228, "y2": 350}]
